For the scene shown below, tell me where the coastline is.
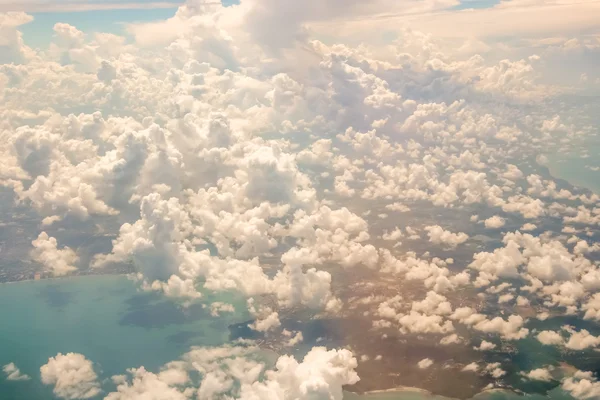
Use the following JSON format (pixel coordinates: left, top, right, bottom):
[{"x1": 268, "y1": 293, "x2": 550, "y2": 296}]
[
  {"x1": 536, "y1": 153, "x2": 600, "y2": 195},
  {"x1": 345, "y1": 386, "x2": 526, "y2": 400},
  {"x1": 362, "y1": 386, "x2": 434, "y2": 395},
  {"x1": 0, "y1": 271, "x2": 127, "y2": 286}
]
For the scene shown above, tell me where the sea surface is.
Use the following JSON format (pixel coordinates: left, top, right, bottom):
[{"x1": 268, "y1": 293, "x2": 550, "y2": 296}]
[
  {"x1": 0, "y1": 276, "x2": 582, "y2": 400},
  {"x1": 0, "y1": 275, "x2": 249, "y2": 400},
  {"x1": 541, "y1": 139, "x2": 600, "y2": 195}
]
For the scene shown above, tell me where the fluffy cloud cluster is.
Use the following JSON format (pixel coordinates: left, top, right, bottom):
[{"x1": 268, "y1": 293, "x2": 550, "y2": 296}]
[
  {"x1": 373, "y1": 291, "x2": 455, "y2": 334},
  {"x1": 40, "y1": 353, "x2": 101, "y2": 400},
  {"x1": 451, "y1": 307, "x2": 529, "y2": 340},
  {"x1": 424, "y1": 225, "x2": 469, "y2": 249},
  {"x1": 562, "y1": 371, "x2": 600, "y2": 400},
  {"x1": 105, "y1": 344, "x2": 358, "y2": 400},
  {"x1": 30, "y1": 232, "x2": 79, "y2": 276},
  {"x1": 484, "y1": 216, "x2": 505, "y2": 229},
  {"x1": 469, "y1": 231, "x2": 600, "y2": 316},
  {"x1": 521, "y1": 367, "x2": 554, "y2": 382},
  {"x1": 537, "y1": 326, "x2": 600, "y2": 351}
]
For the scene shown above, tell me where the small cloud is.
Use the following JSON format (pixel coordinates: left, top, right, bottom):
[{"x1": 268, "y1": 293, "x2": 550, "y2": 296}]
[
  {"x1": 3, "y1": 363, "x2": 31, "y2": 381},
  {"x1": 417, "y1": 358, "x2": 434, "y2": 369}
]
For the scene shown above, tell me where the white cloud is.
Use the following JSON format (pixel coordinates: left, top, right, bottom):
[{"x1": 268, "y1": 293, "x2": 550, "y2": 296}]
[
  {"x1": 323, "y1": 0, "x2": 600, "y2": 39},
  {"x1": 462, "y1": 362, "x2": 479, "y2": 372},
  {"x1": 284, "y1": 331, "x2": 304, "y2": 347},
  {"x1": 440, "y1": 333, "x2": 462, "y2": 345},
  {"x1": 106, "y1": 365, "x2": 190, "y2": 400},
  {"x1": 582, "y1": 294, "x2": 600, "y2": 321},
  {"x1": 498, "y1": 293, "x2": 514, "y2": 304},
  {"x1": 537, "y1": 330, "x2": 565, "y2": 346},
  {"x1": 40, "y1": 353, "x2": 101, "y2": 400},
  {"x1": 30, "y1": 232, "x2": 78, "y2": 276},
  {"x1": 516, "y1": 296, "x2": 530, "y2": 306},
  {"x1": 474, "y1": 340, "x2": 496, "y2": 351},
  {"x1": 565, "y1": 328, "x2": 600, "y2": 351},
  {"x1": 105, "y1": 344, "x2": 359, "y2": 400},
  {"x1": 210, "y1": 302, "x2": 235, "y2": 317},
  {"x1": 451, "y1": 307, "x2": 529, "y2": 340},
  {"x1": 484, "y1": 216, "x2": 506, "y2": 229},
  {"x1": 382, "y1": 227, "x2": 403, "y2": 241},
  {"x1": 248, "y1": 311, "x2": 281, "y2": 332},
  {"x1": 417, "y1": 358, "x2": 434, "y2": 369},
  {"x1": 562, "y1": 371, "x2": 600, "y2": 400},
  {"x1": 0, "y1": 12, "x2": 34, "y2": 64},
  {"x1": 522, "y1": 367, "x2": 554, "y2": 382},
  {"x1": 424, "y1": 225, "x2": 469, "y2": 249},
  {"x1": 3, "y1": 363, "x2": 30, "y2": 381},
  {"x1": 483, "y1": 362, "x2": 506, "y2": 378}
]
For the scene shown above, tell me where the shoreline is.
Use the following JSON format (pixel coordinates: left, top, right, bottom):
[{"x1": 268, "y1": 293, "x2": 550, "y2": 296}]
[
  {"x1": 0, "y1": 272, "x2": 127, "y2": 286},
  {"x1": 362, "y1": 386, "x2": 434, "y2": 395},
  {"x1": 346, "y1": 386, "x2": 520, "y2": 400},
  {"x1": 537, "y1": 153, "x2": 600, "y2": 195}
]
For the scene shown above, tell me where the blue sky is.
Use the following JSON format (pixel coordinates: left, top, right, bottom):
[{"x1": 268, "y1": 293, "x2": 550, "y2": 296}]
[
  {"x1": 13, "y1": 0, "x2": 240, "y2": 49},
  {"x1": 21, "y1": 8, "x2": 178, "y2": 49},
  {"x1": 14, "y1": 0, "x2": 501, "y2": 49},
  {"x1": 452, "y1": 0, "x2": 501, "y2": 10}
]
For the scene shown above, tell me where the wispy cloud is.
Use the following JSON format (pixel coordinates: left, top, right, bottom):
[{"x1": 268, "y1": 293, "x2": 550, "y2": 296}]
[
  {"x1": 0, "y1": 1, "x2": 182, "y2": 13},
  {"x1": 309, "y1": 0, "x2": 600, "y2": 39}
]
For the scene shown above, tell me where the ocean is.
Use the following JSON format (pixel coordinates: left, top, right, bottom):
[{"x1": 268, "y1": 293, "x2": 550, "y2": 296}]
[
  {"x1": 0, "y1": 275, "x2": 249, "y2": 400},
  {"x1": 541, "y1": 138, "x2": 600, "y2": 195}
]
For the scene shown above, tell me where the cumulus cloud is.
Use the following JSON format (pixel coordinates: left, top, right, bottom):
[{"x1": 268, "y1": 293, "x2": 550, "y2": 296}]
[
  {"x1": 440, "y1": 333, "x2": 462, "y2": 345},
  {"x1": 537, "y1": 330, "x2": 565, "y2": 346},
  {"x1": 105, "y1": 344, "x2": 359, "y2": 400},
  {"x1": 30, "y1": 232, "x2": 78, "y2": 276},
  {"x1": 474, "y1": 340, "x2": 496, "y2": 351},
  {"x1": 484, "y1": 216, "x2": 506, "y2": 229},
  {"x1": 237, "y1": 347, "x2": 359, "y2": 400},
  {"x1": 0, "y1": 12, "x2": 34, "y2": 64},
  {"x1": 451, "y1": 307, "x2": 529, "y2": 340},
  {"x1": 562, "y1": 371, "x2": 600, "y2": 400},
  {"x1": 210, "y1": 302, "x2": 235, "y2": 317},
  {"x1": 462, "y1": 362, "x2": 479, "y2": 372},
  {"x1": 522, "y1": 367, "x2": 554, "y2": 382},
  {"x1": 107, "y1": 365, "x2": 190, "y2": 400},
  {"x1": 247, "y1": 299, "x2": 282, "y2": 332},
  {"x1": 564, "y1": 328, "x2": 600, "y2": 351},
  {"x1": 424, "y1": 225, "x2": 469, "y2": 249},
  {"x1": 468, "y1": 229, "x2": 600, "y2": 318},
  {"x1": 40, "y1": 353, "x2": 101, "y2": 400}
]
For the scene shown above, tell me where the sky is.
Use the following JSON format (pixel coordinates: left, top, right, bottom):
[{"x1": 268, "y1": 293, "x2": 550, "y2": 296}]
[
  {"x1": 6, "y1": 0, "x2": 514, "y2": 49},
  {"x1": 5, "y1": 0, "x2": 238, "y2": 48}
]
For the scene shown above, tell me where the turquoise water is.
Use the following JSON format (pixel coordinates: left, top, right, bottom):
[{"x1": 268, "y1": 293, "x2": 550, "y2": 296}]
[
  {"x1": 0, "y1": 275, "x2": 249, "y2": 400},
  {"x1": 542, "y1": 142, "x2": 600, "y2": 194}
]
